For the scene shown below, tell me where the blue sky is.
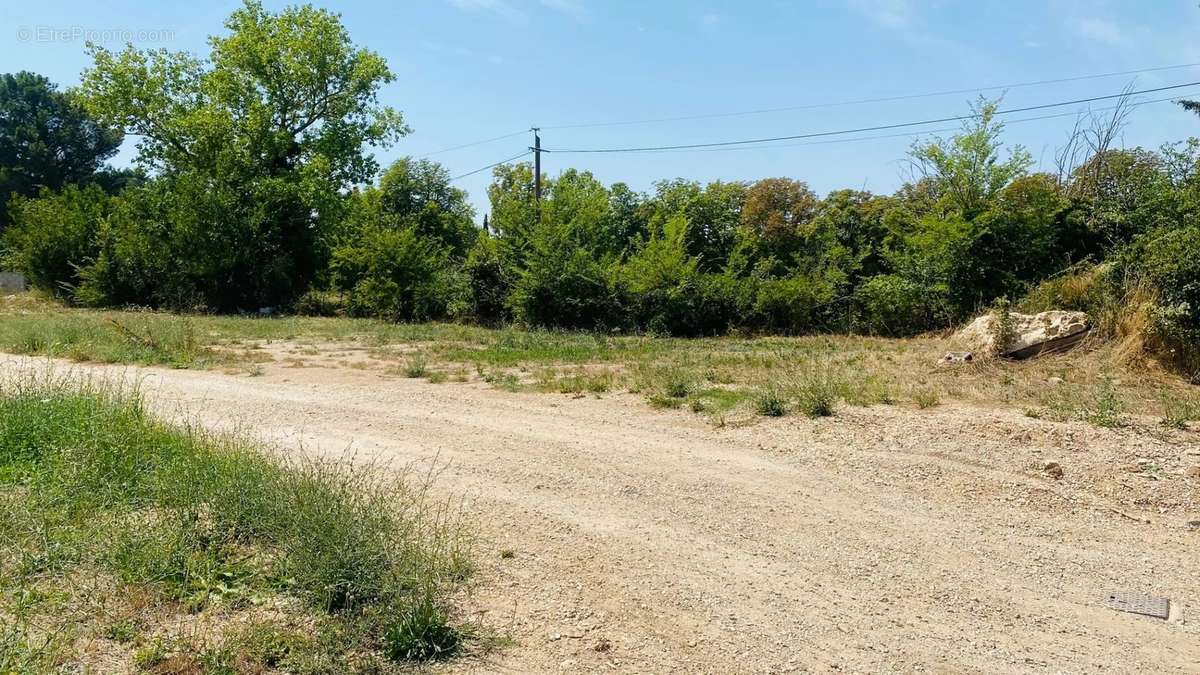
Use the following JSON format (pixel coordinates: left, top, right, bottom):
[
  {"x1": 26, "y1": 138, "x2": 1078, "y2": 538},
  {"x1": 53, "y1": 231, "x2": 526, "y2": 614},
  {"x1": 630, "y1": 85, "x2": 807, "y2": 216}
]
[{"x1": 5, "y1": 1, "x2": 1200, "y2": 219}]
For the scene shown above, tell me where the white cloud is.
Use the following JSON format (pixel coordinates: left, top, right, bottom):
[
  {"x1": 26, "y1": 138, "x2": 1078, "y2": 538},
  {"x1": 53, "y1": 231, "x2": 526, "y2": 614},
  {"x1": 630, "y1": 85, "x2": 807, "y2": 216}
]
[
  {"x1": 540, "y1": 0, "x2": 588, "y2": 21},
  {"x1": 446, "y1": 0, "x2": 528, "y2": 24},
  {"x1": 848, "y1": 0, "x2": 912, "y2": 30},
  {"x1": 1072, "y1": 17, "x2": 1133, "y2": 49}
]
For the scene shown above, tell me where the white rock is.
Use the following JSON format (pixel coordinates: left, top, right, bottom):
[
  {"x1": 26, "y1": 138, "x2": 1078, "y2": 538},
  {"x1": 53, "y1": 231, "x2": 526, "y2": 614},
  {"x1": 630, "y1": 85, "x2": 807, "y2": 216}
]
[{"x1": 956, "y1": 310, "x2": 1090, "y2": 359}]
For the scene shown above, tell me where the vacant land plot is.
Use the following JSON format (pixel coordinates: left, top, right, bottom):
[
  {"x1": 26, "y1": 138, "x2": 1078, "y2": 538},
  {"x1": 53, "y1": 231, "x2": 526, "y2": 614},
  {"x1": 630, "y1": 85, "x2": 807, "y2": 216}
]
[
  {"x1": 3, "y1": 295, "x2": 1198, "y2": 430},
  {"x1": 0, "y1": 340, "x2": 1197, "y2": 672}
]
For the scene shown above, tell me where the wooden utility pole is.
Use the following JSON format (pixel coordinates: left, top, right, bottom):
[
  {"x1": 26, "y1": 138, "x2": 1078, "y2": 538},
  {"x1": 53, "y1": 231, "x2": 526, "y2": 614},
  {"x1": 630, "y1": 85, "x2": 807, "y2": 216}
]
[{"x1": 531, "y1": 127, "x2": 542, "y2": 212}]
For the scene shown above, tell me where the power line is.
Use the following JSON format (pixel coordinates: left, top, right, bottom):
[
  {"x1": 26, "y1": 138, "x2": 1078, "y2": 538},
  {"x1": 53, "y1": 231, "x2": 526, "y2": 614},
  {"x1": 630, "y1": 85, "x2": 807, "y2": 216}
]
[
  {"x1": 622, "y1": 92, "x2": 1199, "y2": 155},
  {"x1": 543, "y1": 81, "x2": 1200, "y2": 154},
  {"x1": 540, "y1": 62, "x2": 1200, "y2": 130},
  {"x1": 450, "y1": 150, "x2": 532, "y2": 181},
  {"x1": 419, "y1": 129, "x2": 528, "y2": 158}
]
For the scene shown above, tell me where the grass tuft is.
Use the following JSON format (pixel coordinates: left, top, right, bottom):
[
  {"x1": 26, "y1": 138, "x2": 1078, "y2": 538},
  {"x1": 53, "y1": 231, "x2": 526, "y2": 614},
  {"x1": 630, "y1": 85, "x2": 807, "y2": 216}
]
[
  {"x1": 753, "y1": 388, "x2": 788, "y2": 417},
  {"x1": 794, "y1": 373, "x2": 839, "y2": 418},
  {"x1": 1160, "y1": 395, "x2": 1200, "y2": 429},
  {"x1": 664, "y1": 373, "x2": 693, "y2": 399},
  {"x1": 913, "y1": 389, "x2": 941, "y2": 409},
  {"x1": 403, "y1": 356, "x2": 430, "y2": 378},
  {"x1": 384, "y1": 593, "x2": 464, "y2": 662}
]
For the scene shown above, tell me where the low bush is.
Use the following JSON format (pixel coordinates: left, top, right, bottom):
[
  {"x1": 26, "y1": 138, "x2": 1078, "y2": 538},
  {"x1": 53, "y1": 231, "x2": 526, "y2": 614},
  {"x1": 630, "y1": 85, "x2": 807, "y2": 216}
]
[
  {"x1": 1119, "y1": 226, "x2": 1200, "y2": 380},
  {"x1": 294, "y1": 289, "x2": 346, "y2": 317},
  {"x1": 2, "y1": 185, "x2": 111, "y2": 297}
]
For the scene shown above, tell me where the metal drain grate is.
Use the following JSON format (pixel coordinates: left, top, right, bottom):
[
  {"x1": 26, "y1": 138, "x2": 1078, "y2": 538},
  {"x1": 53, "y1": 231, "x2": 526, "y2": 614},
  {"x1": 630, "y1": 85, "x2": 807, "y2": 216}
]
[{"x1": 1103, "y1": 592, "x2": 1170, "y2": 619}]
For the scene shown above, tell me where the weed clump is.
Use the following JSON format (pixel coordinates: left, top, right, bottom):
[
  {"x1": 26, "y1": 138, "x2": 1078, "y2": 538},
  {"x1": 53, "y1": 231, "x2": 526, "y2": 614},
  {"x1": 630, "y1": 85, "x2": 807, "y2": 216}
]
[
  {"x1": 404, "y1": 356, "x2": 430, "y2": 378},
  {"x1": 913, "y1": 389, "x2": 941, "y2": 409},
  {"x1": 753, "y1": 388, "x2": 787, "y2": 417},
  {"x1": 1086, "y1": 378, "x2": 1124, "y2": 428},
  {"x1": 990, "y1": 297, "x2": 1016, "y2": 357},
  {"x1": 647, "y1": 393, "x2": 684, "y2": 409},
  {"x1": 794, "y1": 374, "x2": 839, "y2": 418},
  {"x1": 384, "y1": 594, "x2": 463, "y2": 662},
  {"x1": 664, "y1": 373, "x2": 693, "y2": 399},
  {"x1": 1160, "y1": 395, "x2": 1199, "y2": 429}
]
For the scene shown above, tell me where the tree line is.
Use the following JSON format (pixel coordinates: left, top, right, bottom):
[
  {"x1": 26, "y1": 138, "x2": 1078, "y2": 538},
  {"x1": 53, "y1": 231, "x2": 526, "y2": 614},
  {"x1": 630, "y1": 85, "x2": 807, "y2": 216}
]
[{"x1": 1, "y1": 1, "x2": 1198, "y2": 379}]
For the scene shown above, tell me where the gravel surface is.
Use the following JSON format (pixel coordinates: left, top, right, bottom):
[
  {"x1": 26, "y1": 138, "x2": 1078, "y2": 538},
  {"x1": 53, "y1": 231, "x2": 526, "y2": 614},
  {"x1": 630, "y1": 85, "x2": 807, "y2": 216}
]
[{"x1": 4, "y1": 355, "x2": 1198, "y2": 673}]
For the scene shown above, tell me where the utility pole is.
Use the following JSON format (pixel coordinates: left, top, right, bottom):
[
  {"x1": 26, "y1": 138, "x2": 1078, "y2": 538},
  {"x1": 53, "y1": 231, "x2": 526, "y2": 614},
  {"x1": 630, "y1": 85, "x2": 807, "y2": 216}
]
[{"x1": 531, "y1": 127, "x2": 542, "y2": 214}]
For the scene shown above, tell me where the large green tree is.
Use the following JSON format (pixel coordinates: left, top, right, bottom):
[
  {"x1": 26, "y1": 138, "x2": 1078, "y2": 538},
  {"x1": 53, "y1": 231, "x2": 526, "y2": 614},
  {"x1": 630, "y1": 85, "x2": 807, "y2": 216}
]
[
  {"x1": 908, "y1": 98, "x2": 1032, "y2": 218},
  {"x1": 646, "y1": 179, "x2": 746, "y2": 271},
  {"x1": 376, "y1": 158, "x2": 477, "y2": 257},
  {"x1": 0, "y1": 72, "x2": 123, "y2": 230},
  {"x1": 76, "y1": 0, "x2": 407, "y2": 309}
]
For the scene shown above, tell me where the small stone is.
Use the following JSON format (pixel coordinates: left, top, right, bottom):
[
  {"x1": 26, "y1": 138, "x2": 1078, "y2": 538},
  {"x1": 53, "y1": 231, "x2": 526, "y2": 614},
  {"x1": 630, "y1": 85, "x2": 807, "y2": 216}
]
[
  {"x1": 1186, "y1": 466, "x2": 1200, "y2": 480},
  {"x1": 1047, "y1": 377, "x2": 1064, "y2": 385},
  {"x1": 1042, "y1": 461, "x2": 1064, "y2": 479},
  {"x1": 593, "y1": 639, "x2": 612, "y2": 653}
]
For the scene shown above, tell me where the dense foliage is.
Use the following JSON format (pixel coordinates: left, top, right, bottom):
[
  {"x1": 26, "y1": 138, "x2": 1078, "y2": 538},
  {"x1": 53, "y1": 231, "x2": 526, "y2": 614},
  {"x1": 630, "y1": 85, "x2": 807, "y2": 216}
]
[
  {"x1": 2, "y1": 1, "x2": 1199, "y2": 380},
  {"x1": 0, "y1": 71, "x2": 126, "y2": 230}
]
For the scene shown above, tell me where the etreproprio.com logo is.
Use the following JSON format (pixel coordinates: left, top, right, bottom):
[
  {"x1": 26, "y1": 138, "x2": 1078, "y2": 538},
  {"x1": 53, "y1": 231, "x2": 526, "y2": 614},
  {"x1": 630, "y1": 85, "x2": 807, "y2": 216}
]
[{"x1": 16, "y1": 26, "x2": 176, "y2": 43}]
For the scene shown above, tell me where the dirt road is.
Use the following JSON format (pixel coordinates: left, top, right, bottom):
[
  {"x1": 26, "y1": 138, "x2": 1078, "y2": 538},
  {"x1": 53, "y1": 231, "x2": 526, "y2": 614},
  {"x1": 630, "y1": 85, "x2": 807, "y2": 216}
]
[{"x1": 3, "y1": 355, "x2": 1198, "y2": 673}]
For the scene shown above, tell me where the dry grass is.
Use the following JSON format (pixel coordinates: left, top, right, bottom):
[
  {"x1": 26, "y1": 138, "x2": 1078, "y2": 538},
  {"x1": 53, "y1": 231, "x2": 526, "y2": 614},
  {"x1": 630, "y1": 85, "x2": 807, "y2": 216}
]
[{"x1": 2, "y1": 293, "x2": 1197, "y2": 428}]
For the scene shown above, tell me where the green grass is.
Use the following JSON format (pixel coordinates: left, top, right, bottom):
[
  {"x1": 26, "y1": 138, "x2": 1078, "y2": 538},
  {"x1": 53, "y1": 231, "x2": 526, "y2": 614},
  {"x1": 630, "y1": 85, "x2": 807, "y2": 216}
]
[
  {"x1": 0, "y1": 374, "x2": 471, "y2": 671},
  {"x1": 1029, "y1": 377, "x2": 1131, "y2": 428}
]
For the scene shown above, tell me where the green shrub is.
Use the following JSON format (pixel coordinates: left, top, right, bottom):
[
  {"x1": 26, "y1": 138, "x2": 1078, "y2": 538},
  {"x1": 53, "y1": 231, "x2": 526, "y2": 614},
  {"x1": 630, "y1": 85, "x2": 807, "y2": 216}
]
[
  {"x1": 618, "y1": 216, "x2": 743, "y2": 336},
  {"x1": 463, "y1": 233, "x2": 514, "y2": 325},
  {"x1": 331, "y1": 225, "x2": 468, "y2": 323},
  {"x1": 1120, "y1": 226, "x2": 1200, "y2": 378},
  {"x1": 854, "y1": 274, "x2": 951, "y2": 336},
  {"x1": 990, "y1": 297, "x2": 1016, "y2": 356},
  {"x1": 511, "y1": 242, "x2": 624, "y2": 331},
  {"x1": 1018, "y1": 265, "x2": 1110, "y2": 315},
  {"x1": 751, "y1": 275, "x2": 835, "y2": 334},
  {"x1": 2, "y1": 185, "x2": 110, "y2": 296},
  {"x1": 294, "y1": 289, "x2": 345, "y2": 317}
]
